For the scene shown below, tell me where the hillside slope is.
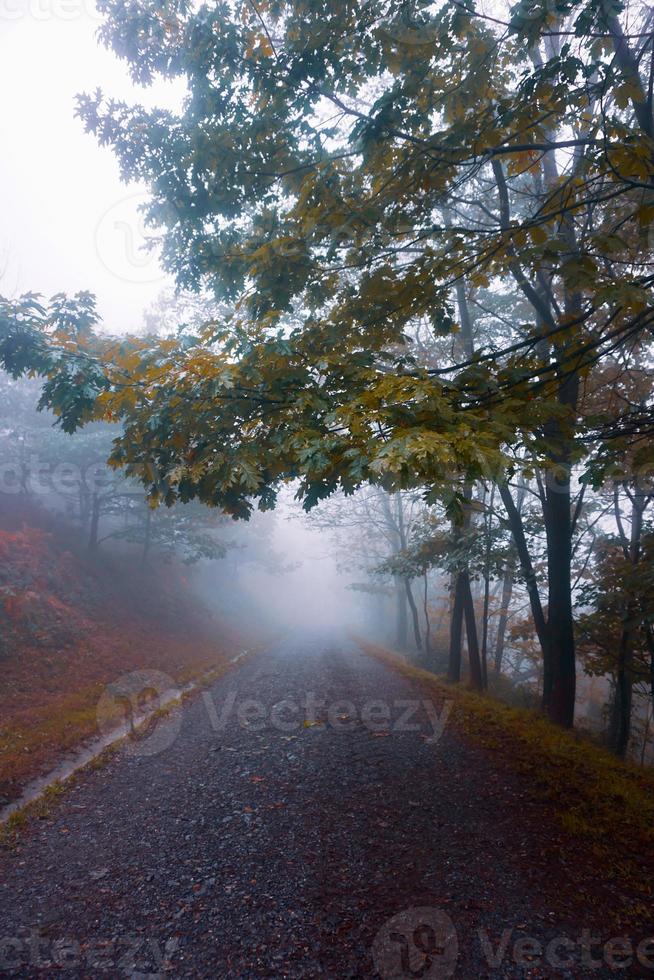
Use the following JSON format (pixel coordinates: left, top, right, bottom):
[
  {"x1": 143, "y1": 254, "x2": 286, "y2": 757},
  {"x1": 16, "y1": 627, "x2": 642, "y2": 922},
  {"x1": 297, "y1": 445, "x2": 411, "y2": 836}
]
[{"x1": 0, "y1": 498, "x2": 245, "y2": 804}]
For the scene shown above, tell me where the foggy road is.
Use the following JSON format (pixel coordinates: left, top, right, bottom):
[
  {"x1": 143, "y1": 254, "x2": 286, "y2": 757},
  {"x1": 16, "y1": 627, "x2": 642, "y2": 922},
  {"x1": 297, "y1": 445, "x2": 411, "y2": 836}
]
[
  {"x1": 0, "y1": 637, "x2": 629, "y2": 978},
  {"x1": 3, "y1": 0, "x2": 654, "y2": 974}
]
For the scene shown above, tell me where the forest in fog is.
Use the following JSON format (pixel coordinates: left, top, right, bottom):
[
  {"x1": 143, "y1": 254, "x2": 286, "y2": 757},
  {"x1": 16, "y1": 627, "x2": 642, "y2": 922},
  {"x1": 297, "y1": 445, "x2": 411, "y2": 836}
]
[
  {"x1": 2, "y1": 2, "x2": 654, "y2": 975},
  {"x1": 4, "y1": 0, "x2": 654, "y2": 761},
  {"x1": 4, "y1": 323, "x2": 654, "y2": 767}
]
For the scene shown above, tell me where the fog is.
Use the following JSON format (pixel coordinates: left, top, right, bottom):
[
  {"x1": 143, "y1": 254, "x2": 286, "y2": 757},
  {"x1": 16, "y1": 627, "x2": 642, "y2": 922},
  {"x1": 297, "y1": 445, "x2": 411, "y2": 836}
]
[
  {"x1": 233, "y1": 508, "x2": 363, "y2": 635},
  {"x1": 0, "y1": 7, "x2": 182, "y2": 327},
  {"x1": 0, "y1": 373, "x2": 381, "y2": 650}
]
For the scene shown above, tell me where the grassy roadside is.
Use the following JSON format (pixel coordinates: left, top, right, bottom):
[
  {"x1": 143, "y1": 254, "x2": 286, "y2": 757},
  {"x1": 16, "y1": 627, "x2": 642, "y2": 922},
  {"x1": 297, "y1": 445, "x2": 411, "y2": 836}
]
[
  {"x1": 0, "y1": 500, "x2": 273, "y2": 807},
  {"x1": 0, "y1": 636, "x2": 249, "y2": 808},
  {"x1": 0, "y1": 652, "x2": 253, "y2": 847},
  {"x1": 359, "y1": 639, "x2": 654, "y2": 920}
]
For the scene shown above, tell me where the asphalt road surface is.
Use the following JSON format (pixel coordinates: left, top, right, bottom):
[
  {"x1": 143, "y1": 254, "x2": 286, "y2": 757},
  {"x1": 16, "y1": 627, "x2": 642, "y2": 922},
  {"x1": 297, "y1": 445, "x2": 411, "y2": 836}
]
[{"x1": 0, "y1": 635, "x2": 639, "y2": 978}]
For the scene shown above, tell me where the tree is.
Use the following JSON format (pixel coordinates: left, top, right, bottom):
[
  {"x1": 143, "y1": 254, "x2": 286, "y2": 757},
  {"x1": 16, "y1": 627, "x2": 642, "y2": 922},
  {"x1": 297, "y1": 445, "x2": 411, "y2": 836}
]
[
  {"x1": 0, "y1": 371, "x2": 234, "y2": 569},
  {"x1": 2, "y1": 2, "x2": 654, "y2": 730},
  {"x1": 94, "y1": 494, "x2": 232, "y2": 565}
]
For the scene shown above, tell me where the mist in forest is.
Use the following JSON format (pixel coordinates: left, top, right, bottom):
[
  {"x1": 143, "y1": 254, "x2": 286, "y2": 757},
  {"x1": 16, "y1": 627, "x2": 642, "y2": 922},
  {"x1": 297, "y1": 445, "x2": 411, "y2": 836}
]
[
  {"x1": 3, "y1": 5, "x2": 654, "y2": 972},
  {"x1": 0, "y1": 373, "x2": 375, "y2": 650},
  {"x1": 187, "y1": 501, "x2": 365, "y2": 639},
  {"x1": 1, "y1": 0, "x2": 654, "y2": 799}
]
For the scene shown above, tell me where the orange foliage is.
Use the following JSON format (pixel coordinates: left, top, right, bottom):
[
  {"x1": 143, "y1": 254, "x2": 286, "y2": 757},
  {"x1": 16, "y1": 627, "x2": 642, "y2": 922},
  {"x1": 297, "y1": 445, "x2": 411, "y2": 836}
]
[{"x1": 0, "y1": 508, "x2": 243, "y2": 802}]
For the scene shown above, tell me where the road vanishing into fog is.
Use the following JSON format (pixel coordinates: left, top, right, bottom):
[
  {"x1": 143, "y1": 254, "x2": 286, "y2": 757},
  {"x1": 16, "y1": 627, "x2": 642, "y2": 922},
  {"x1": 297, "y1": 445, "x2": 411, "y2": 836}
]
[{"x1": 0, "y1": 636, "x2": 636, "y2": 978}]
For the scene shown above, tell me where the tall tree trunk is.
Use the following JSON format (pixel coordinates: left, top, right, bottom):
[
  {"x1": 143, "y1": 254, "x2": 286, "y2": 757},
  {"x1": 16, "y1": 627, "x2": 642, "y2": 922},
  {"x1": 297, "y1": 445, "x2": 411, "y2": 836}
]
[
  {"x1": 392, "y1": 494, "x2": 422, "y2": 654},
  {"x1": 494, "y1": 559, "x2": 515, "y2": 673},
  {"x1": 423, "y1": 573, "x2": 432, "y2": 665},
  {"x1": 540, "y1": 160, "x2": 582, "y2": 726},
  {"x1": 394, "y1": 575, "x2": 408, "y2": 649},
  {"x1": 141, "y1": 507, "x2": 153, "y2": 567},
  {"x1": 640, "y1": 707, "x2": 653, "y2": 767},
  {"x1": 448, "y1": 484, "x2": 477, "y2": 682},
  {"x1": 88, "y1": 492, "x2": 100, "y2": 552},
  {"x1": 493, "y1": 149, "x2": 580, "y2": 728},
  {"x1": 543, "y1": 467, "x2": 577, "y2": 727},
  {"x1": 79, "y1": 484, "x2": 90, "y2": 525},
  {"x1": 462, "y1": 572, "x2": 484, "y2": 690},
  {"x1": 448, "y1": 571, "x2": 465, "y2": 682},
  {"x1": 480, "y1": 569, "x2": 490, "y2": 690},
  {"x1": 501, "y1": 465, "x2": 578, "y2": 725},
  {"x1": 645, "y1": 624, "x2": 654, "y2": 718},
  {"x1": 480, "y1": 485, "x2": 494, "y2": 689},
  {"x1": 610, "y1": 487, "x2": 645, "y2": 754},
  {"x1": 378, "y1": 491, "x2": 416, "y2": 651},
  {"x1": 405, "y1": 579, "x2": 422, "y2": 652},
  {"x1": 610, "y1": 613, "x2": 635, "y2": 757},
  {"x1": 499, "y1": 485, "x2": 550, "y2": 664},
  {"x1": 444, "y1": 223, "x2": 481, "y2": 688}
]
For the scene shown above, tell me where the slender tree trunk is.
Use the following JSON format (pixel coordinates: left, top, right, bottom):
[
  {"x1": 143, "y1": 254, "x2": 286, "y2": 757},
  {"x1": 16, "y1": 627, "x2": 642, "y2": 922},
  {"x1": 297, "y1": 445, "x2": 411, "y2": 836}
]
[
  {"x1": 423, "y1": 573, "x2": 432, "y2": 665},
  {"x1": 481, "y1": 571, "x2": 490, "y2": 689},
  {"x1": 480, "y1": 485, "x2": 494, "y2": 689},
  {"x1": 543, "y1": 469, "x2": 576, "y2": 727},
  {"x1": 611, "y1": 613, "x2": 635, "y2": 757},
  {"x1": 640, "y1": 707, "x2": 652, "y2": 767},
  {"x1": 141, "y1": 507, "x2": 153, "y2": 567},
  {"x1": 394, "y1": 575, "x2": 408, "y2": 649},
  {"x1": 448, "y1": 572, "x2": 465, "y2": 682},
  {"x1": 88, "y1": 492, "x2": 100, "y2": 552},
  {"x1": 499, "y1": 484, "x2": 550, "y2": 664},
  {"x1": 79, "y1": 484, "x2": 90, "y2": 525},
  {"x1": 645, "y1": 624, "x2": 654, "y2": 717},
  {"x1": 448, "y1": 483, "x2": 477, "y2": 682},
  {"x1": 494, "y1": 559, "x2": 515, "y2": 673},
  {"x1": 462, "y1": 572, "x2": 484, "y2": 690},
  {"x1": 493, "y1": 147, "x2": 580, "y2": 727},
  {"x1": 433, "y1": 598, "x2": 447, "y2": 639},
  {"x1": 393, "y1": 495, "x2": 421, "y2": 653},
  {"x1": 444, "y1": 229, "x2": 481, "y2": 687},
  {"x1": 405, "y1": 579, "x2": 422, "y2": 652},
  {"x1": 540, "y1": 192, "x2": 581, "y2": 726},
  {"x1": 610, "y1": 487, "x2": 645, "y2": 754}
]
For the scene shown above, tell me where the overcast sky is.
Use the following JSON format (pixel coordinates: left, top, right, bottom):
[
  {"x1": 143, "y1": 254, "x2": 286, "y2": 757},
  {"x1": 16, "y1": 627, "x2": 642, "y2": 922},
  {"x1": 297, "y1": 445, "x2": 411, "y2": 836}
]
[{"x1": 0, "y1": 3, "x2": 184, "y2": 331}]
